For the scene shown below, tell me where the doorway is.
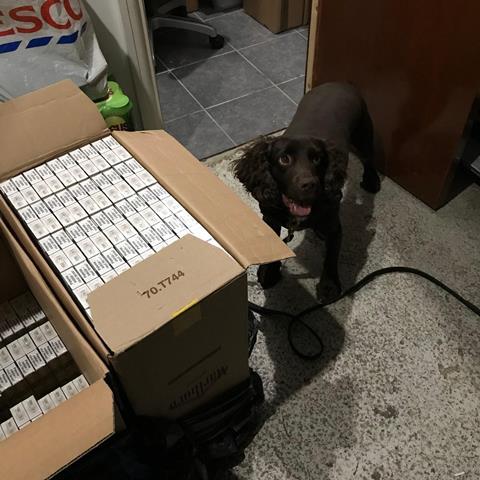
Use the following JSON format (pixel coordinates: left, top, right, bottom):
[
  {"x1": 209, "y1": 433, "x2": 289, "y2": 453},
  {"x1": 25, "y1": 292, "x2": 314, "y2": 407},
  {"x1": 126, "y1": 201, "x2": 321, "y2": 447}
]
[{"x1": 152, "y1": 1, "x2": 309, "y2": 159}]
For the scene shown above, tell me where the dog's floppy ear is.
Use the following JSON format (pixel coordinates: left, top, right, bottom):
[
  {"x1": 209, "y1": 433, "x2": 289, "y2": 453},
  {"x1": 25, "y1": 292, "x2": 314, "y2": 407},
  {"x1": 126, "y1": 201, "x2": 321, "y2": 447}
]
[
  {"x1": 234, "y1": 136, "x2": 280, "y2": 204},
  {"x1": 314, "y1": 139, "x2": 348, "y2": 202}
]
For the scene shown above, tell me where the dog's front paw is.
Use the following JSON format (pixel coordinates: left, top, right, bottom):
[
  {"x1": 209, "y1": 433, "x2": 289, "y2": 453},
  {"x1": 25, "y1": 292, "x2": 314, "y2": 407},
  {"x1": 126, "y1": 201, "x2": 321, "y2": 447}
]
[
  {"x1": 258, "y1": 262, "x2": 281, "y2": 289},
  {"x1": 317, "y1": 276, "x2": 341, "y2": 303}
]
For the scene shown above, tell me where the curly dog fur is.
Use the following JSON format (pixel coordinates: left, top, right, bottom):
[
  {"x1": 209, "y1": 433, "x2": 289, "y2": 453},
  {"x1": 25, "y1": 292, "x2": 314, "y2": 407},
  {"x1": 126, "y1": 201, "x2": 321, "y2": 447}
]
[{"x1": 235, "y1": 82, "x2": 381, "y2": 300}]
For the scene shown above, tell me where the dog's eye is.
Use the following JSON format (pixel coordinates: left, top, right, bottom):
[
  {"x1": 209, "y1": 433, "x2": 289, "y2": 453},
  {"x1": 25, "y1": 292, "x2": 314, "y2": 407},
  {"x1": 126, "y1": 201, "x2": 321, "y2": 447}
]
[
  {"x1": 278, "y1": 155, "x2": 292, "y2": 166},
  {"x1": 311, "y1": 157, "x2": 321, "y2": 166}
]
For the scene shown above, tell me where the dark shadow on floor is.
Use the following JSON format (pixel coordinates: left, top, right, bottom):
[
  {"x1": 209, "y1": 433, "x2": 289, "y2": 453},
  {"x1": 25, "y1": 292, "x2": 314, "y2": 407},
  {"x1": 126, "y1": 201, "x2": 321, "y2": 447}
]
[{"x1": 228, "y1": 160, "x2": 378, "y2": 477}]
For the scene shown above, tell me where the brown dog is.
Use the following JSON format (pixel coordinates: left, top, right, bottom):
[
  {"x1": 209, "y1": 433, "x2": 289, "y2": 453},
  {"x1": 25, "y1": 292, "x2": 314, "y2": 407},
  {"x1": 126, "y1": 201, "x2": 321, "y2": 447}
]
[{"x1": 234, "y1": 82, "x2": 381, "y2": 300}]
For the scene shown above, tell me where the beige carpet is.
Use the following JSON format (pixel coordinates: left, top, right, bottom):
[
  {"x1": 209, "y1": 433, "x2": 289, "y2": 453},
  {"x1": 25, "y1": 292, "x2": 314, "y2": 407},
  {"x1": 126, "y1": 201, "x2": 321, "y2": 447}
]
[{"x1": 206, "y1": 147, "x2": 480, "y2": 480}]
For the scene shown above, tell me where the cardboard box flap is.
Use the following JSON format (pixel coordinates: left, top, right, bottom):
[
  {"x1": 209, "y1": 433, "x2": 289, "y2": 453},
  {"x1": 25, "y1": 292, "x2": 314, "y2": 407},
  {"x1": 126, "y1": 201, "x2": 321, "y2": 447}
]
[
  {"x1": 0, "y1": 80, "x2": 108, "y2": 180},
  {"x1": 0, "y1": 380, "x2": 117, "y2": 480},
  {"x1": 114, "y1": 130, "x2": 294, "y2": 268},
  {"x1": 89, "y1": 235, "x2": 244, "y2": 353}
]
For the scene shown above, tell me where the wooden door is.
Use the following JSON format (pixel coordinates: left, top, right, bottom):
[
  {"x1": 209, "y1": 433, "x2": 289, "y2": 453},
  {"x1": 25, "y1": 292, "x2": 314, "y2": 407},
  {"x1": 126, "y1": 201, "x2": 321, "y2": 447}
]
[{"x1": 306, "y1": 0, "x2": 480, "y2": 209}]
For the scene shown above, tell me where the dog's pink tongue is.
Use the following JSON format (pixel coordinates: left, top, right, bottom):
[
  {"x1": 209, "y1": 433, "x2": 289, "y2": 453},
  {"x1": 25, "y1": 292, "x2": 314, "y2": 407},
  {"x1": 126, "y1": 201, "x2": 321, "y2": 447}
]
[{"x1": 282, "y1": 195, "x2": 312, "y2": 217}]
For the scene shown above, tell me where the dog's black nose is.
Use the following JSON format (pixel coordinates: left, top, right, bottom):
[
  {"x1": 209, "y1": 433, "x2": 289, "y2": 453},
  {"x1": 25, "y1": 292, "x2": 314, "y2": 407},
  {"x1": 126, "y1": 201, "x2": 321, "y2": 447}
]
[{"x1": 300, "y1": 180, "x2": 317, "y2": 192}]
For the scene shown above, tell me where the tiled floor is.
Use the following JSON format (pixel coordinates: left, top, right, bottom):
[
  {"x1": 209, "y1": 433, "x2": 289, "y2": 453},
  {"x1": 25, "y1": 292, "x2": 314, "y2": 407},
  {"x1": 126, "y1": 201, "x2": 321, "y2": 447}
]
[{"x1": 153, "y1": 8, "x2": 308, "y2": 159}]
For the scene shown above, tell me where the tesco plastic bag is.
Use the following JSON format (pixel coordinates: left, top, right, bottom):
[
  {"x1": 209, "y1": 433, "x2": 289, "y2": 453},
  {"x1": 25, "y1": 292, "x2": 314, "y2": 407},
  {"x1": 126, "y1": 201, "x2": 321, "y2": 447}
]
[{"x1": 0, "y1": 0, "x2": 108, "y2": 102}]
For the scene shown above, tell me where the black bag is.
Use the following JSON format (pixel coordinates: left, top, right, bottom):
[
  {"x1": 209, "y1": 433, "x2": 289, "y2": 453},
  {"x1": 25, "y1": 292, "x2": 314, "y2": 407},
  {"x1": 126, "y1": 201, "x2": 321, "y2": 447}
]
[{"x1": 135, "y1": 369, "x2": 264, "y2": 480}]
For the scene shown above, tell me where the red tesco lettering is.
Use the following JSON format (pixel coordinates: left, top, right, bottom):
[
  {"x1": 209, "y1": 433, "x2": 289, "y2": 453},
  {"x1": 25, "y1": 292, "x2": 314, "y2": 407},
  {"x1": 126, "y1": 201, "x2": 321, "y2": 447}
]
[{"x1": 0, "y1": 0, "x2": 83, "y2": 37}]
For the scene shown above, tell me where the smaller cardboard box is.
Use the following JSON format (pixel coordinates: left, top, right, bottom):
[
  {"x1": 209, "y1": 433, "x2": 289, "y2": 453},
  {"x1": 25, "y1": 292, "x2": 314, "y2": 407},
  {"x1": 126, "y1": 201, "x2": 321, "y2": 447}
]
[
  {"x1": 0, "y1": 222, "x2": 122, "y2": 480},
  {"x1": 244, "y1": 0, "x2": 311, "y2": 33},
  {"x1": 0, "y1": 81, "x2": 294, "y2": 420}
]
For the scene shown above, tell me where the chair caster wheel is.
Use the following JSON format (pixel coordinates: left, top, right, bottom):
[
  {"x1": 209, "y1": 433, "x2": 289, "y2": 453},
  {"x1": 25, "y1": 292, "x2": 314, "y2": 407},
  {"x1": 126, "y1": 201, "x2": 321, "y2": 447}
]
[{"x1": 209, "y1": 34, "x2": 225, "y2": 49}]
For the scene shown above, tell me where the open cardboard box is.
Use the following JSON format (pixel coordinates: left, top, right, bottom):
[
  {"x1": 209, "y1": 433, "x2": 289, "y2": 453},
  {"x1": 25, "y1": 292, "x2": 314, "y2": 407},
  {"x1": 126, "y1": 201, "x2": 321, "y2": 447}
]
[
  {"x1": 0, "y1": 221, "x2": 122, "y2": 480},
  {"x1": 0, "y1": 80, "x2": 293, "y2": 419}
]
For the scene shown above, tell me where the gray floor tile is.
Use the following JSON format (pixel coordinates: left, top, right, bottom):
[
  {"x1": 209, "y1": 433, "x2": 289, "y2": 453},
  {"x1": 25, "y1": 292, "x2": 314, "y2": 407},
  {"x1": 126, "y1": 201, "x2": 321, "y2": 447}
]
[
  {"x1": 165, "y1": 111, "x2": 234, "y2": 159},
  {"x1": 206, "y1": 10, "x2": 276, "y2": 49},
  {"x1": 156, "y1": 72, "x2": 201, "y2": 122},
  {"x1": 277, "y1": 76, "x2": 305, "y2": 104},
  {"x1": 208, "y1": 87, "x2": 297, "y2": 145},
  {"x1": 174, "y1": 51, "x2": 271, "y2": 108},
  {"x1": 240, "y1": 33, "x2": 307, "y2": 84},
  {"x1": 154, "y1": 27, "x2": 232, "y2": 69}
]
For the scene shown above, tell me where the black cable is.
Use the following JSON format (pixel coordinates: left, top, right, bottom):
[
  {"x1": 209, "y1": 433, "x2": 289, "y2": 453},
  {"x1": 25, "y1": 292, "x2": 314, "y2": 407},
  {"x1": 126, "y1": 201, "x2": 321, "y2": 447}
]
[{"x1": 248, "y1": 266, "x2": 480, "y2": 360}]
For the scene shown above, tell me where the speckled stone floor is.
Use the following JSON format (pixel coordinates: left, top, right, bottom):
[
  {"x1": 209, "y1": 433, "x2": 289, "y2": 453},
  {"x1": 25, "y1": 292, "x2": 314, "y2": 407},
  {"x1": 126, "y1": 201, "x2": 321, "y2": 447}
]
[{"x1": 206, "y1": 148, "x2": 480, "y2": 480}]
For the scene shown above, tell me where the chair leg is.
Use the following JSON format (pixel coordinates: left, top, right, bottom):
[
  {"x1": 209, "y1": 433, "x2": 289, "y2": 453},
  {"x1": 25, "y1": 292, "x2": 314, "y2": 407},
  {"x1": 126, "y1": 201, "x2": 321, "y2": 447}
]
[{"x1": 151, "y1": 15, "x2": 218, "y2": 38}]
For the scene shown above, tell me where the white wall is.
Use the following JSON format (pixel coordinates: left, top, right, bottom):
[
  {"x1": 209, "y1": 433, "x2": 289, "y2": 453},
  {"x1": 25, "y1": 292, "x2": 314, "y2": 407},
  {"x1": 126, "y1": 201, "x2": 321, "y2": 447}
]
[{"x1": 83, "y1": 0, "x2": 163, "y2": 130}]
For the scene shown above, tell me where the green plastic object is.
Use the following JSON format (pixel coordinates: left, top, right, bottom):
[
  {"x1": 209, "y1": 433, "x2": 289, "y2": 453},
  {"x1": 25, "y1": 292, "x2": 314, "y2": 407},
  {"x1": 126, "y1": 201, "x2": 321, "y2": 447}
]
[{"x1": 95, "y1": 81, "x2": 133, "y2": 131}]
